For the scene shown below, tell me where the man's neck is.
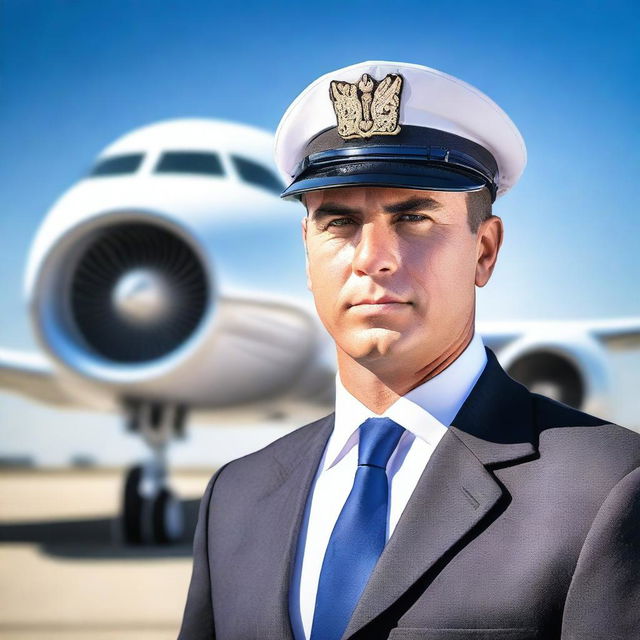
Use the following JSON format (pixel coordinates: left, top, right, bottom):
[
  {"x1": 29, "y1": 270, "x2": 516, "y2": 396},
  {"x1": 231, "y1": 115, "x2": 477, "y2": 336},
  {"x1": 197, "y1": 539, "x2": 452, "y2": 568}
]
[{"x1": 336, "y1": 320, "x2": 476, "y2": 415}]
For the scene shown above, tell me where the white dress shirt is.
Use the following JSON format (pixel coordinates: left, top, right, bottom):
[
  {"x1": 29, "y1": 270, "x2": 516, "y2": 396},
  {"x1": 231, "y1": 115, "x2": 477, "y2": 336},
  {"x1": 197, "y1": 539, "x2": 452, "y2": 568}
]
[{"x1": 288, "y1": 332, "x2": 488, "y2": 640}]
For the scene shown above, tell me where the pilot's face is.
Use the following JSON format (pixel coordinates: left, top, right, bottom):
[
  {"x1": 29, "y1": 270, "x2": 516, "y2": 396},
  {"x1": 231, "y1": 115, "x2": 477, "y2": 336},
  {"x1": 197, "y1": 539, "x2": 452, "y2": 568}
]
[{"x1": 302, "y1": 186, "x2": 498, "y2": 376}]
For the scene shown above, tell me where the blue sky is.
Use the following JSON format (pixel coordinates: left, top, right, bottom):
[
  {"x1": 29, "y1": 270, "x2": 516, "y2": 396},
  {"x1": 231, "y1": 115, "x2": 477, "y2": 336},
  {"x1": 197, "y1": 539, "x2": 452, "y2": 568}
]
[{"x1": 1, "y1": 0, "x2": 639, "y2": 349}]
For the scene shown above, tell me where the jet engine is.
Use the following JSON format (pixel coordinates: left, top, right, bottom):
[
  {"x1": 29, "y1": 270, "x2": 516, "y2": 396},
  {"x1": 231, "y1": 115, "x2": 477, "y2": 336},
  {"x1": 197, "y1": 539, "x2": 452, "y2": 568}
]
[{"x1": 497, "y1": 333, "x2": 611, "y2": 418}]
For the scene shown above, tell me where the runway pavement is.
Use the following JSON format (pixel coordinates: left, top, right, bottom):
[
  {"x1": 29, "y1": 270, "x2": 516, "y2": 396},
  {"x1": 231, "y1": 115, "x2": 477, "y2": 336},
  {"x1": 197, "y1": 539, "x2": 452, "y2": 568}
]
[{"x1": 0, "y1": 468, "x2": 215, "y2": 639}]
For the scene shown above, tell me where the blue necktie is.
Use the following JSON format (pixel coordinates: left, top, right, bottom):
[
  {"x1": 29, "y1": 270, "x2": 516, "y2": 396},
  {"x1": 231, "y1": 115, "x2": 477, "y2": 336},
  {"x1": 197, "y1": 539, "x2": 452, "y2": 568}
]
[{"x1": 310, "y1": 417, "x2": 405, "y2": 640}]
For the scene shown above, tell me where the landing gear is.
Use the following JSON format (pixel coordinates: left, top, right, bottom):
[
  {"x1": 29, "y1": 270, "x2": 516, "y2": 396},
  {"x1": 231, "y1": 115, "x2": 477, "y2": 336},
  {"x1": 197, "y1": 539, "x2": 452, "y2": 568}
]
[
  {"x1": 152, "y1": 486, "x2": 184, "y2": 544},
  {"x1": 120, "y1": 401, "x2": 187, "y2": 545},
  {"x1": 123, "y1": 465, "x2": 145, "y2": 543}
]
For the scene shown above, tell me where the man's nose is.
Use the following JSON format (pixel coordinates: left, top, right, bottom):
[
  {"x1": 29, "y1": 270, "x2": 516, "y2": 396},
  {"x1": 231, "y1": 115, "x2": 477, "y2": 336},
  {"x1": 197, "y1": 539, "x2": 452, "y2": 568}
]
[{"x1": 352, "y1": 221, "x2": 399, "y2": 276}]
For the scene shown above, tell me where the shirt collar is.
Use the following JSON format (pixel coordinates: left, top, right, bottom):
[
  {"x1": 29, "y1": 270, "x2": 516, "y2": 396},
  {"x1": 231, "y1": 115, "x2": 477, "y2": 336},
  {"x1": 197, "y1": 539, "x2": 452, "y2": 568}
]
[{"x1": 327, "y1": 332, "x2": 487, "y2": 470}]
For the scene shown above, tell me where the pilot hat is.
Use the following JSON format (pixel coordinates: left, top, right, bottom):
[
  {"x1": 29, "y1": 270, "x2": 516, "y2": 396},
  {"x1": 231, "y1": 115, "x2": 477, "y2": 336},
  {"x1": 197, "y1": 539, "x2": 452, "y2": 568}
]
[{"x1": 275, "y1": 60, "x2": 526, "y2": 202}]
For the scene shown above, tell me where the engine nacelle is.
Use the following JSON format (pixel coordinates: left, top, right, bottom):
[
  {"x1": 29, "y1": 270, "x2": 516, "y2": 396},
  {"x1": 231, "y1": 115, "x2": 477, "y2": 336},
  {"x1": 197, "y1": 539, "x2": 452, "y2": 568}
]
[{"x1": 497, "y1": 333, "x2": 612, "y2": 418}]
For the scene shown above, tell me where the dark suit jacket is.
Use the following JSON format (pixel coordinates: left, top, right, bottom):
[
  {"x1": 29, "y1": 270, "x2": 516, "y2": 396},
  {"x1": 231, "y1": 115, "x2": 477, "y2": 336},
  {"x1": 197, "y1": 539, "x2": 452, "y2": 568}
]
[{"x1": 178, "y1": 348, "x2": 640, "y2": 640}]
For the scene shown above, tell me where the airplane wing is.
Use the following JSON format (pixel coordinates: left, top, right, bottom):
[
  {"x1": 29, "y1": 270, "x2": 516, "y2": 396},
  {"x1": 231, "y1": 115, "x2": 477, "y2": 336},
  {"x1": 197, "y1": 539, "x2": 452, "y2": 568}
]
[
  {"x1": 479, "y1": 317, "x2": 640, "y2": 351},
  {"x1": 0, "y1": 347, "x2": 74, "y2": 407},
  {"x1": 585, "y1": 317, "x2": 640, "y2": 349}
]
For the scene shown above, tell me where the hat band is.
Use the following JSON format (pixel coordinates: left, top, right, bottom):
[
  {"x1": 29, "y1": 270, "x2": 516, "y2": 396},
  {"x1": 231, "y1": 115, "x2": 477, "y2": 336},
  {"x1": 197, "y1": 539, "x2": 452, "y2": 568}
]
[
  {"x1": 286, "y1": 125, "x2": 500, "y2": 200},
  {"x1": 298, "y1": 145, "x2": 497, "y2": 192}
]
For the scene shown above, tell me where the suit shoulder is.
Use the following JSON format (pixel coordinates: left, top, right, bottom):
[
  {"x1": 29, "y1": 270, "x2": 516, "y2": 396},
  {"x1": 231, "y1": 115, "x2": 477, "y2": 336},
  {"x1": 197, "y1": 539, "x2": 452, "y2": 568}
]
[
  {"x1": 213, "y1": 412, "x2": 333, "y2": 482},
  {"x1": 533, "y1": 392, "x2": 640, "y2": 469},
  {"x1": 533, "y1": 392, "x2": 608, "y2": 427}
]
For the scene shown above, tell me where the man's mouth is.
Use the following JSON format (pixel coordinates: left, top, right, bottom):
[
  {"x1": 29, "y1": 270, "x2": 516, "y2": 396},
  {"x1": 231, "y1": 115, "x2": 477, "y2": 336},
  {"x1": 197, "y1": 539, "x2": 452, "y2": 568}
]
[
  {"x1": 350, "y1": 294, "x2": 409, "y2": 306},
  {"x1": 348, "y1": 296, "x2": 411, "y2": 311}
]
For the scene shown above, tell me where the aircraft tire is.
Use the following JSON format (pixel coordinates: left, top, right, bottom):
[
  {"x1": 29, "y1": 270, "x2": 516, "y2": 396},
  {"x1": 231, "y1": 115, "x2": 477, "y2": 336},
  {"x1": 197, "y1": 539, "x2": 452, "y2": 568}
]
[
  {"x1": 122, "y1": 465, "x2": 145, "y2": 544},
  {"x1": 151, "y1": 487, "x2": 184, "y2": 544}
]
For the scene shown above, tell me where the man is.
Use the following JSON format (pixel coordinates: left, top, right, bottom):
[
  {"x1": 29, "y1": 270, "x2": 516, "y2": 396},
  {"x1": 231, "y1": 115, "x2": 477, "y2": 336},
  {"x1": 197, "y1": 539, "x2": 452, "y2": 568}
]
[{"x1": 178, "y1": 61, "x2": 640, "y2": 640}]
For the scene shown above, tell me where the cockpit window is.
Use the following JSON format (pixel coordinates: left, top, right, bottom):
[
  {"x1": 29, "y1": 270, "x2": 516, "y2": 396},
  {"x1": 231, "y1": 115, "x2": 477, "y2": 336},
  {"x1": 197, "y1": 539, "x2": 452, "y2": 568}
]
[
  {"x1": 155, "y1": 151, "x2": 224, "y2": 176},
  {"x1": 231, "y1": 155, "x2": 284, "y2": 195},
  {"x1": 90, "y1": 154, "x2": 144, "y2": 176}
]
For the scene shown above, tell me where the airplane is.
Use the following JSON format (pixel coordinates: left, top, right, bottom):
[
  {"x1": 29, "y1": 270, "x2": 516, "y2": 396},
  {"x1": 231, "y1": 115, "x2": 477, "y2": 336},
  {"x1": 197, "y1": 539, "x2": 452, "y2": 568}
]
[{"x1": 1, "y1": 118, "x2": 638, "y2": 545}]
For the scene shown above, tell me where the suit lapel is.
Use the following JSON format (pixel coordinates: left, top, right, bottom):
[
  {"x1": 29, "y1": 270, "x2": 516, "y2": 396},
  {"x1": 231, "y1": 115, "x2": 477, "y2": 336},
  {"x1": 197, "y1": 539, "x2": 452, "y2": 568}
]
[
  {"x1": 342, "y1": 348, "x2": 538, "y2": 639},
  {"x1": 253, "y1": 412, "x2": 335, "y2": 640},
  {"x1": 250, "y1": 348, "x2": 538, "y2": 640}
]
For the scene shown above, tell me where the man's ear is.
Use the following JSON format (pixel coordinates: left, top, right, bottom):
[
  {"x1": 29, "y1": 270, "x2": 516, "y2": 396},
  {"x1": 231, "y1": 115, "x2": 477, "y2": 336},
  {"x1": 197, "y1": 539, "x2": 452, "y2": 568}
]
[
  {"x1": 475, "y1": 215, "x2": 504, "y2": 287},
  {"x1": 301, "y1": 216, "x2": 312, "y2": 291}
]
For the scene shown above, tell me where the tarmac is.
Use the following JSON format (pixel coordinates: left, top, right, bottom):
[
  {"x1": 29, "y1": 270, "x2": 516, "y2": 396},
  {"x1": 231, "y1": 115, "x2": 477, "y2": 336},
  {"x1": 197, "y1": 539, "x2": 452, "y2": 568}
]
[{"x1": 0, "y1": 468, "x2": 215, "y2": 639}]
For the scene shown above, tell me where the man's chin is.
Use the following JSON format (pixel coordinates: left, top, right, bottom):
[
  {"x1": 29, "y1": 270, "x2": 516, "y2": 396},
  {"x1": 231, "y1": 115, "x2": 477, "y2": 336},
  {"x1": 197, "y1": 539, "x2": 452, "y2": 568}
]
[{"x1": 341, "y1": 328, "x2": 405, "y2": 362}]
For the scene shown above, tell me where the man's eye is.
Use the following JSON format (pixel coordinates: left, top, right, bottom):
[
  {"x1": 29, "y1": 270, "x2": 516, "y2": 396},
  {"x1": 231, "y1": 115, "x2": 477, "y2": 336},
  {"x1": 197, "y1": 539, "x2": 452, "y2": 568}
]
[
  {"x1": 320, "y1": 214, "x2": 428, "y2": 231},
  {"x1": 325, "y1": 217, "x2": 354, "y2": 228},
  {"x1": 397, "y1": 214, "x2": 429, "y2": 223}
]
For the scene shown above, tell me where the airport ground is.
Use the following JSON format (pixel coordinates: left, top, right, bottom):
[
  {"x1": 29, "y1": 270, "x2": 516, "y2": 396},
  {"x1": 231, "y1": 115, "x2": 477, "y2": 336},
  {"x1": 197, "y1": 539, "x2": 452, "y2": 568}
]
[{"x1": 0, "y1": 468, "x2": 214, "y2": 639}]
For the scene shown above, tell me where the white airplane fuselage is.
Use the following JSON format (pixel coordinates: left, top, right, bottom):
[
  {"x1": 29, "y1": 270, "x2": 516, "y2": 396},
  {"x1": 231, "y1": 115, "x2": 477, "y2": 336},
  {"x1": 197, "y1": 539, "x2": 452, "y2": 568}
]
[{"x1": 8, "y1": 118, "x2": 638, "y2": 428}]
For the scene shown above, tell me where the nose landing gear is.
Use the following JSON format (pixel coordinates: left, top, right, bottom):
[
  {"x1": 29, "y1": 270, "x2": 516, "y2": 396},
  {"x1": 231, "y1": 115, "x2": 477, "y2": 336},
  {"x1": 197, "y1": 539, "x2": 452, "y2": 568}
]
[{"x1": 121, "y1": 401, "x2": 187, "y2": 545}]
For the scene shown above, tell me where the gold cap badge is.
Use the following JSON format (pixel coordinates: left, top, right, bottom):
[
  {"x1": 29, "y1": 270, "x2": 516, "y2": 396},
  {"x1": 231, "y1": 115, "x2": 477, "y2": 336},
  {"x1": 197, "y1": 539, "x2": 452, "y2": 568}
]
[{"x1": 329, "y1": 73, "x2": 403, "y2": 140}]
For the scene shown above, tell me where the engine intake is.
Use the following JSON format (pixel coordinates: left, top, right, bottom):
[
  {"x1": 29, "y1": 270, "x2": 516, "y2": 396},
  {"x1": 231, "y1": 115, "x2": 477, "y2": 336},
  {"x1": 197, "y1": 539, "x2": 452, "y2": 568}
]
[
  {"x1": 507, "y1": 351, "x2": 585, "y2": 409},
  {"x1": 70, "y1": 223, "x2": 208, "y2": 363}
]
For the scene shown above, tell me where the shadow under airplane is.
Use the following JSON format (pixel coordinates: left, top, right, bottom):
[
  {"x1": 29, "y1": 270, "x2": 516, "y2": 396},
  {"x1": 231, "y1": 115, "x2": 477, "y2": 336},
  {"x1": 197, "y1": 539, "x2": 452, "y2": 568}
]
[{"x1": 0, "y1": 497, "x2": 201, "y2": 559}]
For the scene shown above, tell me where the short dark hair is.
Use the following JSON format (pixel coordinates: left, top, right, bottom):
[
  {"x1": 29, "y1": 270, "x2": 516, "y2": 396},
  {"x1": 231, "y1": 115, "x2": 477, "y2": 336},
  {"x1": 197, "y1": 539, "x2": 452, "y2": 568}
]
[{"x1": 466, "y1": 187, "x2": 492, "y2": 233}]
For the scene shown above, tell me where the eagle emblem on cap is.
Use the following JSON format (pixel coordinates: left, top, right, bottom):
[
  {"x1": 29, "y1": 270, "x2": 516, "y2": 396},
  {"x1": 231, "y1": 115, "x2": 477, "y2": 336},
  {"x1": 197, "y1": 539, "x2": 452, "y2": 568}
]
[{"x1": 329, "y1": 73, "x2": 403, "y2": 140}]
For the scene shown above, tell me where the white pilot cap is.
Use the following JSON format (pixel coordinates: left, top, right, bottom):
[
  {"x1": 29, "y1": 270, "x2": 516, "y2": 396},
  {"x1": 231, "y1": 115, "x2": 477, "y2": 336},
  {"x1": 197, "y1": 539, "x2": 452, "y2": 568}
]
[{"x1": 274, "y1": 60, "x2": 526, "y2": 201}]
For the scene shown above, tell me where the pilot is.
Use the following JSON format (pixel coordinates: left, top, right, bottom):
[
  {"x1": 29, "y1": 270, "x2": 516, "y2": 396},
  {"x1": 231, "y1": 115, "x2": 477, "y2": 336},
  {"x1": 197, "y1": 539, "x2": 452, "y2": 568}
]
[{"x1": 178, "y1": 61, "x2": 640, "y2": 640}]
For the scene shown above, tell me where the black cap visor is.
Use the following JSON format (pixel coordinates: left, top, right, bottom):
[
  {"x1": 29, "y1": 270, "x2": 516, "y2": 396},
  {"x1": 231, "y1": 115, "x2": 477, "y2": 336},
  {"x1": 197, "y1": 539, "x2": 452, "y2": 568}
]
[
  {"x1": 281, "y1": 127, "x2": 499, "y2": 201},
  {"x1": 281, "y1": 159, "x2": 488, "y2": 199}
]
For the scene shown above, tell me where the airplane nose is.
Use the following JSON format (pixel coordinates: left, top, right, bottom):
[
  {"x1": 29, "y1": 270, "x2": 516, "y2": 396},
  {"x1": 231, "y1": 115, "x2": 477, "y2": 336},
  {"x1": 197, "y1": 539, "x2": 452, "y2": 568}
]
[{"x1": 112, "y1": 268, "x2": 172, "y2": 325}]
